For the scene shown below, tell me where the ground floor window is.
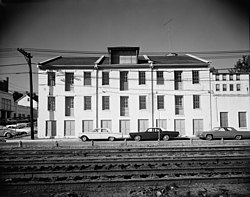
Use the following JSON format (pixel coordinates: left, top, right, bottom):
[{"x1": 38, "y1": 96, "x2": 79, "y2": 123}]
[
  {"x1": 82, "y1": 120, "x2": 93, "y2": 132},
  {"x1": 119, "y1": 120, "x2": 130, "y2": 135},
  {"x1": 174, "y1": 119, "x2": 185, "y2": 136},
  {"x1": 138, "y1": 119, "x2": 148, "y2": 132},
  {"x1": 46, "y1": 120, "x2": 56, "y2": 137},
  {"x1": 193, "y1": 119, "x2": 203, "y2": 136},
  {"x1": 156, "y1": 119, "x2": 167, "y2": 129},
  {"x1": 101, "y1": 120, "x2": 112, "y2": 130},
  {"x1": 238, "y1": 112, "x2": 247, "y2": 128},
  {"x1": 220, "y1": 112, "x2": 228, "y2": 127},
  {"x1": 64, "y1": 120, "x2": 75, "y2": 136}
]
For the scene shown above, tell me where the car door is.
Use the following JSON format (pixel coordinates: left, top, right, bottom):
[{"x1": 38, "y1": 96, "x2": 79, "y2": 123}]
[{"x1": 216, "y1": 128, "x2": 227, "y2": 138}]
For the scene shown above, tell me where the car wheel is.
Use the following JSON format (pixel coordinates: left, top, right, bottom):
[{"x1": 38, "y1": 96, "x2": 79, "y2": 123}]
[
  {"x1": 80, "y1": 136, "x2": 88, "y2": 142},
  {"x1": 108, "y1": 137, "x2": 115, "y2": 141},
  {"x1": 206, "y1": 134, "x2": 213, "y2": 141},
  {"x1": 5, "y1": 133, "x2": 12, "y2": 138},
  {"x1": 163, "y1": 135, "x2": 170, "y2": 141},
  {"x1": 134, "y1": 135, "x2": 141, "y2": 141},
  {"x1": 235, "y1": 135, "x2": 242, "y2": 140}
]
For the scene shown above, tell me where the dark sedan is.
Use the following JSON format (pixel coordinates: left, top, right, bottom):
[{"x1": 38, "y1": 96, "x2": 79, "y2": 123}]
[
  {"x1": 129, "y1": 127, "x2": 179, "y2": 141},
  {"x1": 199, "y1": 127, "x2": 250, "y2": 140}
]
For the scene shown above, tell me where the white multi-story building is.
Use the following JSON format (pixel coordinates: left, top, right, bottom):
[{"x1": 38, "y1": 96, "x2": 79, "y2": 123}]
[
  {"x1": 37, "y1": 47, "x2": 249, "y2": 138},
  {"x1": 211, "y1": 70, "x2": 250, "y2": 131}
]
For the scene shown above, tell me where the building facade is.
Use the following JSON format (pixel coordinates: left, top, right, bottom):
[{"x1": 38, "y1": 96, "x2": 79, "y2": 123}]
[{"x1": 38, "y1": 46, "x2": 217, "y2": 138}]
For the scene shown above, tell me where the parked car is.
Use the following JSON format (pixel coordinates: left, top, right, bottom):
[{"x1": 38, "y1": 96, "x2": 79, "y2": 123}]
[
  {"x1": 199, "y1": 127, "x2": 250, "y2": 140},
  {"x1": 129, "y1": 127, "x2": 179, "y2": 141},
  {"x1": 0, "y1": 125, "x2": 16, "y2": 138},
  {"x1": 79, "y1": 128, "x2": 128, "y2": 141},
  {"x1": 6, "y1": 124, "x2": 31, "y2": 135}
]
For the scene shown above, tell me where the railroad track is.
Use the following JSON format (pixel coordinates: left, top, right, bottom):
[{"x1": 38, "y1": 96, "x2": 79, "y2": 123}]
[{"x1": 0, "y1": 145, "x2": 250, "y2": 197}]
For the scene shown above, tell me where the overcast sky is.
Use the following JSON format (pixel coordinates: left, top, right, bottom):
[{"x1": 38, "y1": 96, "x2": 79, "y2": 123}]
[{"x1": 0, "y1": 0, "x2": 249, "y2": 93}]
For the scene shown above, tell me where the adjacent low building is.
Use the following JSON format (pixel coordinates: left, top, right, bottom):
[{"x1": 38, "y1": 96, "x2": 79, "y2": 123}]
[{"x1": 37, "y1": 46, "x2": 250, "y2": 138}]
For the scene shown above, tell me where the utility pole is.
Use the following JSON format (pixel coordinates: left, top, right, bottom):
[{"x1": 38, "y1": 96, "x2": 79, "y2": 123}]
[{"x1": 17, "y1": 48, "x2": 35, "y2": 140}]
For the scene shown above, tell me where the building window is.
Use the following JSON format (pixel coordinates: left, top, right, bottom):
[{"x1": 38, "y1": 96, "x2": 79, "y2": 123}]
[
  {"x1": 139, "y1": 71, "x2": 146, "y2": 85},
  {"x1": 1, "y1": 98, "x2": 11, "y2": 111},
  {"x1": 64, "y1": 120, "x2": 75, "y2": 136},
  {"x1": 102, "y1": 96, "x2": 110, "y2": 110},
  {"x1": 229, "y1": 74, "x2": 233, "y2": 81},
  {"x1": 223, "y1": 84, "x2": 227, "y2": 91},
  {"x1": 157, "y1": 95, "x2": 164, "y2": 109},
  {"x1": 193, "y1": 119, "x2": 203, "y2": 136},
  {"x1": 120, "y1": 96, "x2": 129, "y2": 116},
  {"x1": 238, "y1": 112, "x2": 247, "y2": 128},
  {"x1": 48, "y1": 72, "x2": 55, "y2": 86},
  {"x1": 157, "y1": 71, "x2": 164, "y2": 85},
  {"x1": 216, "y1": 84, "x2": 220, "y2": 91},
  {"x1": 46, "y1": 120, "x2": 56, "y2": 137},
  {"x1": 120, "y1": 71, "x2": 128, "y2": 91},
  {"x1": 139, "y1": 96, "x2": 146, "y2": 110},
  {"x1": 119, "y1": 56, "x2": 137, "y2": 64},
  {"x1": 230, "y1": 84, "x2": 234, "y2": 91},
  {"x1": 237, "y1": 84, "x2": 241, "y2": 91},
  {"x1": 174, "y1": 119, "x2": 185, "y2": 136},
  {"x1": 193, "y1": 95, "x2": 200, "y2": 109},
  {"x1": 192, "y1": 71, "x2": 199, "y2": 84},
  {"x1": 222, "y1": 74, "x2": 227, "y2": 81},
  {"x1": 82, "y1": 120, "x2": 93, "y2": 132},
  {"x1": 220, "y1": 112, "x2": 228, "y2": 127},
  {"x1": 215, "y1": 74, "x2": 220, "y2": 81},
  {"x1": 175, "y1": 96, "x2": 184, "y2": 115},
  {"x1": 102, "y1": 72, "x2": 109, "y2": 85},
  {"x1": 48, "y1": 96, "x2": 55, "y2": 111},
  {"x1": 84, "y1": 96, "x2": 92, "y2": 110},
  {"x1": 84, "y1": 72, "x2": 91, "y2": 86},
  {"x1": 119, "y1": 120, "x2": 130, "y2": 134},
  {"x1": 138, "y1": 119, "x2": 148, "y2": 132},
  {"x1": 236, "y1": 74, "x2": 240, "y2": 81},
  {"x1": 156, "y1": 119, "x2": 167, "y2": 129},
  {"x1": 174, "y1": 71, "x2": 182, "y2": 90},
  {"x1": 101, "y1": 120, "x2": 112, "y2": 130},
  {"x1": 65, "y1": 73, "x2": 74, "y2": 91},
  {"x1": 65, "y1": 97, "x2": 74, "y2": 116}
]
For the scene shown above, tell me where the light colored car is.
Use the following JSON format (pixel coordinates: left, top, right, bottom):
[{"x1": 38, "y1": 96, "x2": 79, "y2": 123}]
[
  {"x1": 0, "y1": 125, "x2": 16, "y2": 138},
  {"x1": 6, "y1": 124, "x2": 31, "y2": 135},
  {"x1": 79, "y1": 128, "x2": 127, "y2": 141},
  {"x1": 199, "y1": 127, "x2": 250, "y2": 140}
]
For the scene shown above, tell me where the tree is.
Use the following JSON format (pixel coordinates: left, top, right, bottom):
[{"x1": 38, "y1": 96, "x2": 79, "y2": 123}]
[{"x1": 234, "y1": 55, "x2": 250, "y2": 73}]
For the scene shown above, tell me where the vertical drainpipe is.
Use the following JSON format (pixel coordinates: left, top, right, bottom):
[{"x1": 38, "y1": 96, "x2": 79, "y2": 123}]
[
  {"x1": 95, "y1": 65, "x2": 99, "y2": 129},
  {"x1": 150, "y1": 61, "x2": 154, "y2": 127}
]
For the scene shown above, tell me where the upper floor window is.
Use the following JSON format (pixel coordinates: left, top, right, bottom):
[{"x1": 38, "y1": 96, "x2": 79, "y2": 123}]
[
  {"x1": 65, "y1": 73, "x2": 74, "y2": 91},
  {"x1": 139, "y1": 96, "x2": 146, "y2": 110},
  {"x1": 193, "y1": 95, "x2": 200, "y2": 109},
  {"x1": 157, "y1": 95, "x2": 164, "y2": 109},
  {"x1": 65, "y1": 97, "x2": 74, "y2": 116},
  {"x1": 216, "y1": 84, "x2": 220, "y2": 91},
  {"x1": 222, "y1": 74, "x2": 227, "y2": 81},
  {"x1": 236, "y1": 74, "x2": 240, "y2": 81},
  {"x1": 230, "y1": 84, "x2": 234, "y2": 91},
  {"x1": 84, "y1": 96, "x2": 92, "y2": 110},
  {"x1": 84, "y1": 72, "x2": 91, "y2": 86},
  {"x1": 229, "y1": 74, "x2": 233, "y2": 81},
  {"x1": 102, "y1": 96, "x2": 110, "y2": 110},
  {"x1": 102, "y1": 72, "x2": 109, "y2": 85},
  {"x1": 48, "y1": 72, "x2": 55, "y2": 86},
  {"x1": 237, "y1": 84, "x2": 241, "y2": 91},
  {"x1": 120, "y1": 71, "x2": 128, "y2": 91},
  {"x1": 120, "y1": 96, "x2": 129, "y2": 116},
  {"x1": 119, "y1": 56, "x2": 137, "y2": 64},
  {"x1": 48, "y1": 96, "x2": 55, "y2": 111},
  {"x1": 175, "y1": 95, "x2": 184, "y2": 115},
  {"x1": 215, "y1": 74, "x2": 220, "y2": 81},
  {"x1": 157, "y1": 71, "x2": 164, "y2": 85},
  {"x1": 192, "y1": 71, "x2": 199, "y2": 84},
  {"x1": 1, "y1": 98, "x2": 11, "y2": 111},
  {"x1": 223, "y1": 84, "x2": 227, "y2": 91},
  {"x1": 139, "y1": 71, "x2": 146, "y2": 85},
  {"x1": 174, "y1": 71, "x2": 182, "y2": 90}
]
